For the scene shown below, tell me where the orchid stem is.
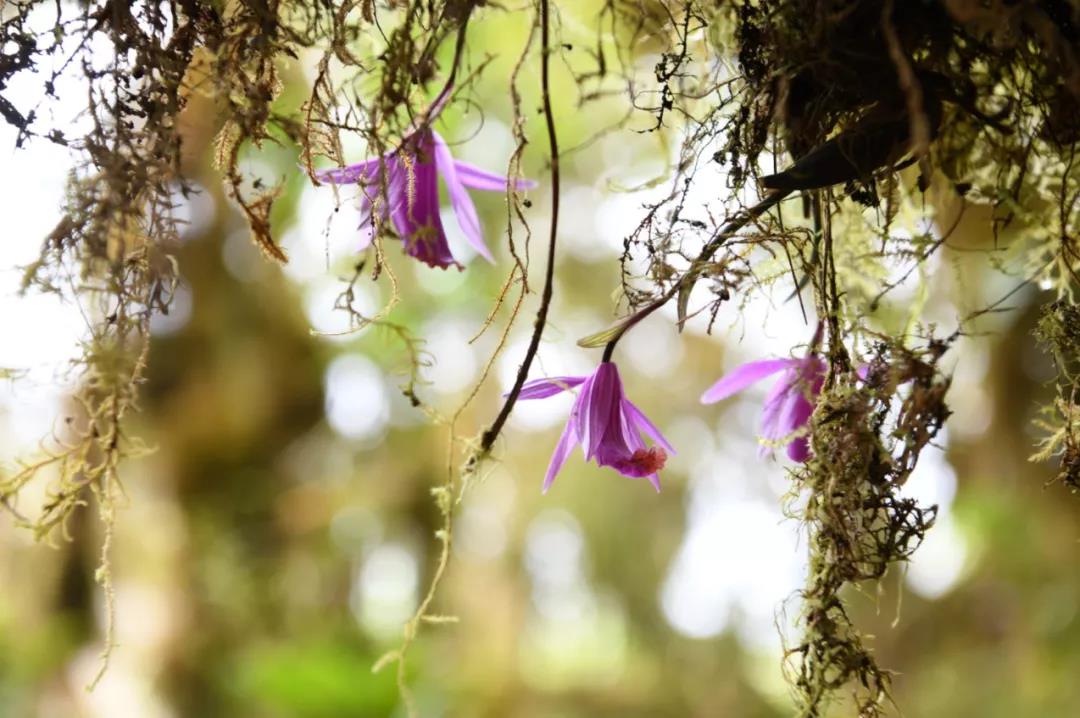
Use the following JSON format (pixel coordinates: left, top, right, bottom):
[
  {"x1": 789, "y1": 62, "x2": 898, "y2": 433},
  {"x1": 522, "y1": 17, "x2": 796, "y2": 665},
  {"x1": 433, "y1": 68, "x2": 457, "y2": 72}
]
[
  {"x1": 600, "y1": 188, "x2": 788, "y2": 361},
  {"x1": 600, "y1": 286, "x2": 676, "y2": 362},
  {"x1": 479, "y1": 0, "x2": 559, "y2": 456}
]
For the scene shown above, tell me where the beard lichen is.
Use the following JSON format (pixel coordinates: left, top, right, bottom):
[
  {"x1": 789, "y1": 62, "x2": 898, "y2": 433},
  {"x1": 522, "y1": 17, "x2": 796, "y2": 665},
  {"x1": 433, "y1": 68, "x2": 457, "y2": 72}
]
[
  {"x1": 1032, "y1": 300, "x2": 1080, "y2": 490},
  {"x1": 786, "y1": 339, "x2": 950, "y2": 716}
]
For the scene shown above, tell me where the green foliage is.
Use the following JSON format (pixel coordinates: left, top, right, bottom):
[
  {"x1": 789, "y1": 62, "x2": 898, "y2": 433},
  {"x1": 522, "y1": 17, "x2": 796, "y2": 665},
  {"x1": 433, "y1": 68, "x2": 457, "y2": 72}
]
[{"x1": 234, "y1": 638, "x2": 400, "y2": 717}]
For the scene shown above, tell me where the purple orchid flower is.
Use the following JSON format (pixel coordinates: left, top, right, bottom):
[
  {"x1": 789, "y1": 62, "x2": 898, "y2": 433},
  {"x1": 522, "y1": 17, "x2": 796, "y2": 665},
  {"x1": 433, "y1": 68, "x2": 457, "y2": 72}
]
[
  {"x1": 518, "y1": 362, "x2": 675, "y2": 493},
  {"x1": 701, "y1": 353, "x2": 826, "y2": 462},
  {"x1": 313, "y1": 121, "x2": 537, "y2": 269}
]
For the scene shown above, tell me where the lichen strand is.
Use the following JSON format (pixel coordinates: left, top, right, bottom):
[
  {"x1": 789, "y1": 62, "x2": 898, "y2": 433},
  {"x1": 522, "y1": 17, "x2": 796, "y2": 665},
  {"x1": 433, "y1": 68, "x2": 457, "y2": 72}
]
[
  {"x1": 0, "y1": 0, "x2": 305, "y2": 682},
  {"x1": 2, "y1": 2, "x2": 193, "y2": 653},
  {"x1": 0, "y1": 0, "x2": 468, "y2": 531},
  {"x1": 615, "y1": 0, "x2": 1080, "y2": 330},
  {"x1": 787, "y1": 341, "x2": 950, "y2": 716},
  {"x1": 1, "y1": 0, "x2": 522, "y2": 697},
  {"x1": 1032, "y1": 301, "x2": 1080, "y2": 490}
]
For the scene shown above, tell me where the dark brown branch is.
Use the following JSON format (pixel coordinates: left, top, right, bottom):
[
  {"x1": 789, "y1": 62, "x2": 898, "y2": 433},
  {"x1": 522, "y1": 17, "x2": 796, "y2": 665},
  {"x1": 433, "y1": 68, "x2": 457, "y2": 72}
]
[{"x1": 478, "y1": 0, "x2": 560, "y2": 456}]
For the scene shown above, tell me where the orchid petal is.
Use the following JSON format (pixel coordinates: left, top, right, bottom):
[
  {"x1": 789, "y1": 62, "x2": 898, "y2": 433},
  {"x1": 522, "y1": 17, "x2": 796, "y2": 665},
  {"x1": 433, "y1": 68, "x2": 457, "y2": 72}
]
[
  {"x1": 618, "y1": 409, "x2": 645, "y2": 453},
  {"x1": 701, "y1": 358, "x2": 797, "y2": 403},
  {"x1": 356, "y1": 218, "x2": 376, "y2": 250},
  {"x1": 754, "y1": 357, "x2": 823, "y2": 461},
  {"x1": 517, "y1": 376, "x2": 588, "y2": 400},
  {"x1": 787, "y1": 436, "x2": 811, "y2": 462},
  {"x1": 573, "y1": 375, "x2": 597, "y2": 460},
  {"x1": 433, "y1": 132, "x2": 494, "y2": 263},
  {"x1": 314, "y1": 157, "x2": 382, "y2": 185},
  {"x1": 594, "y1": 409, "x2": 639, "y2": 472},
  {"x1": 524, "y1": 361, "x2": 666, "y2": 493},
  {"x1": 571, "y1": 374, "x2": 595, "y2": 457},
  {"x1": 782, "y1": 365, "x2": 823, "y2": 462},
  {"x1": 383, "y1": 160, "x2": 411, "y2": 218},
  {"x1": 781, "y1": 393, "x2": 815, "y2": 440},
  {"x1": 760, "y1": 372, "x2": 802, "y2": 440},
  {"x1": 582, "y1": 363, "x2": 622, "y2": 461},
  {"x1": 392, "y1": 152, "x2": 458, "y2": 269},
  {"x1": 623, "y1": 399, "x2": 675, "y2": 453},
  {"x1": 453, "y1": 160, "x2": 539, "y2": 192},
  {"x1": 543, "y1": 418, "x2": 578, "y2": 493}
]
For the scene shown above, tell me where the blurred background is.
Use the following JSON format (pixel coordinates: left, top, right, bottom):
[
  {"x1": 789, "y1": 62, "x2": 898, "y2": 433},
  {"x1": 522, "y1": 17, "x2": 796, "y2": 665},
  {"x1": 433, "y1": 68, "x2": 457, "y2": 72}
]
[{"x1": 2, "y1": 5, "x2": 1080, "y2": 717}]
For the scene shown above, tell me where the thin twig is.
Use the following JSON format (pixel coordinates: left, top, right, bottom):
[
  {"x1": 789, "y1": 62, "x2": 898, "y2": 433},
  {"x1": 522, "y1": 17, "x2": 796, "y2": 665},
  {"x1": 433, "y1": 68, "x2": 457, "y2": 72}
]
[
  {"x1": 595, "y1": 188, "x2": 787, "y2": 361},
  {"x1": 477, "y1": 0, "x2": 561, "y2": 456}
]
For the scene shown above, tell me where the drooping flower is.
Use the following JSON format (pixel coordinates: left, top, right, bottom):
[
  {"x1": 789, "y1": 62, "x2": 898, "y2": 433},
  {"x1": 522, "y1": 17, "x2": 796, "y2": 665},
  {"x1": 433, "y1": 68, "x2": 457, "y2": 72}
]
[
  {"x1": 313, "y1": 119, "x2": 537, "y2": 269},
  {"x1": 518, "y1": 362, "x2": 675, "y2": 493},
  {"x1": 701, "y1": 353, "x2": 826, "y2": 462}
]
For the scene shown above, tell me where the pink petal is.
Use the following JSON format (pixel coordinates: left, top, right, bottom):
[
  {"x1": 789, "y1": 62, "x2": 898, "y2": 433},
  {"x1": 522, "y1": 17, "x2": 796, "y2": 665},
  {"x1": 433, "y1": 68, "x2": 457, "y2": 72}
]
[
  {"x1": 782, "y1": 393, "x2": 815, "y2": 437},
  {"x1": 622, "y1": 399, "x2": 675, "y2": 453},
  {"x1": 594, "y1": 409, "x2": 636, "y2": 470},
  {"x1": 384, "y1": 161, "x2": 411, "y2": 217},
  {"x1": 760, "y1": 372, "x2": 802, "y2": 440},
  {"x1": 580, "y1": 363, "x2": 622, "y2": 461},
  {"x1": 453, "y1": 160, "x2": 539, "y2": 192},
  {"x1": 781, "y1": 382, "x2": 818, "y2": 463},
  {"x1": 787, "y1": 436, "x2": 811, "y2": 462},
  {"x1": 391, "y1": 153, "x2": 458, "y2": 269},
  {"x1": 517, "y1": 376, "x2": 588, "y2": 400},
  {"x1": 701, "y1": 358, "x2": 797, "y2": 404},
  {"x1": 618, "y1": 409, "x2": 645, "y2": 453},
  {"x1": 571, "y1": 374, "x2": 595, "y2": 455},
  {"x1": 543, "y1": 418, "x2": 578, "y2": 493},
  {"x1": 432, "y1": 132, "x2": 494, "y2": 263},
  {"x1": 356, "y1": 216, "x2": 376, "y2": 250},
  {"x1": 314, "y1": 157, "x2": 382, "y2": 185},
  {"x1": 758, "y1": 359, "x2": 821, "y2": 461}
]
